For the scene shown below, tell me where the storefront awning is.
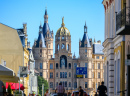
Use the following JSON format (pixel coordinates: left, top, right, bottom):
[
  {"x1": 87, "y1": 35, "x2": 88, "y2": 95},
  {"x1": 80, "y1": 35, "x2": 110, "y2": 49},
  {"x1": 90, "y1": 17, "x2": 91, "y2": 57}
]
[
  {"x1": 0, "y1": 65, "x2": 19, "y2": 83},
  {"x1": 6, "y1": 82, "x2": 24, "y2": 90}
]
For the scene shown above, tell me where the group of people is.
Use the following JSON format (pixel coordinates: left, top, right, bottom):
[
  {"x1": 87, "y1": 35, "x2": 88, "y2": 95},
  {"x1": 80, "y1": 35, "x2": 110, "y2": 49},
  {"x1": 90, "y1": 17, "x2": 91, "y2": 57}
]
[{"x1": 44, "y1": 81, "x2": 107, "y2": 96}]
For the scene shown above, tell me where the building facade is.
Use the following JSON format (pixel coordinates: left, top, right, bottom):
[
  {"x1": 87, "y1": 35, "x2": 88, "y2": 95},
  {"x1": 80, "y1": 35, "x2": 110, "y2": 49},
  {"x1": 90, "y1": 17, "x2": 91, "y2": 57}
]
[
  {"x1": 32, "y1": 10, "x2": 104, "y2": 95},
  {"x1": 102, "y1": 0, "x2": 130, "y2": 96}
]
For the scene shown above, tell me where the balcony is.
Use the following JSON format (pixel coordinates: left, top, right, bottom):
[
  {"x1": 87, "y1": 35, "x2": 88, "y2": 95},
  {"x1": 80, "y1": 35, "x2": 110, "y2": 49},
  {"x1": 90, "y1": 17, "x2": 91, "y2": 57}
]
[{"x1": 116, "y1": 7, "x2": 130, "y2": 35}]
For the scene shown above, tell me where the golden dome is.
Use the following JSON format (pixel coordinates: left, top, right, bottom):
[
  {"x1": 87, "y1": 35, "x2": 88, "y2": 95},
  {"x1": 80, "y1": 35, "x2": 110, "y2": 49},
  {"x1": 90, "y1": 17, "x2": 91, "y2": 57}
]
[{"x1": 56, "y1": 17, "x2": 70, "y2": 36}]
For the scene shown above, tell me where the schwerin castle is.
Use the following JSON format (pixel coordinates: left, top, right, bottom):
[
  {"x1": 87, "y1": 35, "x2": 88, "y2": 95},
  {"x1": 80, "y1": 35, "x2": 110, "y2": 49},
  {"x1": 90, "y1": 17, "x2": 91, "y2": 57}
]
[{"x1": 32, "y1": 9, "x2": 104, "y2": 96}]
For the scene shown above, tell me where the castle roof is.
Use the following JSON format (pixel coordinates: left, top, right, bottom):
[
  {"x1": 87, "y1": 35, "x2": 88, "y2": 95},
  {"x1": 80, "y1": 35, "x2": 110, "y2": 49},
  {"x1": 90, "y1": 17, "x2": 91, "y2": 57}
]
[
  {"x1": 93, "y1": 43, "x2": 104, "y2": 55},
  {"x1": 36, "y1": 32, "x2": 46, "y2": 48}
]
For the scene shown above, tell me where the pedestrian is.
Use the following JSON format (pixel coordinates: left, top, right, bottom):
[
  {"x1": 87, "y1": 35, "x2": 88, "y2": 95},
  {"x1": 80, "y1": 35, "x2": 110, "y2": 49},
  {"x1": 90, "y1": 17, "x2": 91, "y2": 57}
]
[
  {"x1": 55, "y1": 82, "x2": 65, "y2": 96},
  {"x1": 44, "y1": 89, "x2": 50, "y2": 96},
  {"x1": 78, "y1": 86, "x2": 84, "y2": 96},
  {"x1": 97, "y1": 81, "x2": 107, "y2": 96},
  {"x1": 94, "y1": 92, "x2": 98, "y2": 96},
  {"x1": 0, "y1": 80, "x2": 5, "y2": 96},
  {"x1": 67, "y1": 92, "x2": 71, "y2": 96}
]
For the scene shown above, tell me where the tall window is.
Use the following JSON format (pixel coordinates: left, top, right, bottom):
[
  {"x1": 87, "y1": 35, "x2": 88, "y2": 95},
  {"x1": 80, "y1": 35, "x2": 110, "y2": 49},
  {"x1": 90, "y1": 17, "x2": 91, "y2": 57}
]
[
  {"x1": 65, "y1": 81, "x2": 67, "y2": 87},
  {"x1": 92, "y1": 64, "x2": 94, "y2": 69},
  {"x1": 57, "y1": 44, "x2": 59, "y2": 50},
  {"x1": 56, "y1": 82, "x2": 58, "y2": 87},
  {"x1": 85, "y1": 49, "x2": 87, "y2": 53},
  {"x1": 69, "y1": 82, "x2": 71, "y2": 87},
  {"x1": 56, "y1": 72, "x2": 58, "y2": 77},
  {"x1": 74, "y1": 82, "x2": 77, "y2": 88},
  {"x1": 74, "y1": 63, "x2": 77, "y2": 68},
  {"x1": 98, "y1": 72, "x2": 100, "y2": 78},
  {"x1": 102, "y1": 56, "x2": 104, "y2": 59},
  {"x1": 67, "y1": 44, "x2": 69, "y2": 51},
  {"x1": 50, "y1": 82, "x2": 53, "y2": 88},
  {"x1": 96, "y1": 56, "x2": 99, "y2": 59},
  {"x1": 69, "y1": 72, "x2": 71, "y2": 77},
  {"x1": 85, "y1": 63, "x2": 87, "y2": 78},
  {"x1": 50, "y1": 72, "x2": 53, "y2": 78},
  {"x1": 117, "y1": 59, "x2": 120, "y2": 95},
  {"x1": 98, "y1": 63, "x2": 100, "y2": 69},
  {"x1": 69, "y1": 63, "x2": 71, "y2": 69},
  {"x1": 56, "y1": 63, "x2": 58, "y2": 69},
  {"x1": 60, "y1": 72, "x2": 62, "y2": 78},
  {"x1": 92, "y1": 72, "x2": 94, "y2": 78},
  {"x1": 50, "y1": 63, "x2": 53, "y2": 69},
  {"x1": 65, "y1": 72, "x2": 67, "y2": 78},
  {"x1": 85, "y1": 82, "x2": 88, "y2": 88},
  {"x1": 62, "y1": 36, "x2": 64, "y2": 39},
  {"x1": 114, "y1": 61, "x2": 117, "y2": 95},
  {"x1": 40, "y1": 72, "x2": 42, "y2": 76},
  {"x1": 63, "y1": 72, "x2": 65, "y2": 78},
  {"x1": 40, "y1": 63, "x2": 43, "y2": 69}
]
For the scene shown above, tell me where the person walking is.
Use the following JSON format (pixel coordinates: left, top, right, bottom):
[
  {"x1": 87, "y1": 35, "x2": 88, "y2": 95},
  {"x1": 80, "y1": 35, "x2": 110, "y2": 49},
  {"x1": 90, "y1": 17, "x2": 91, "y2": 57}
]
[
  {"x1": 44, "y1": 89, "x2": 50, "y2": 96},
  {"x1": 55, "y1": 83, "x2": 65, "y2": 96},
  {"x1": 97, "y1": 81, "x2": 107, "y2": 96},
  {"x1": 78, "y1": 86, "x2": 84, "y2": 96}
]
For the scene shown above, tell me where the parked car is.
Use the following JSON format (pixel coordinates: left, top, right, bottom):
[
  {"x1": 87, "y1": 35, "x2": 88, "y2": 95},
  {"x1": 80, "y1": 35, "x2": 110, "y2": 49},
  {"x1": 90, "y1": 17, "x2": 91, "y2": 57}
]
[{"x1": 71, "y1": 91, "x2": 88, "y2": 96}]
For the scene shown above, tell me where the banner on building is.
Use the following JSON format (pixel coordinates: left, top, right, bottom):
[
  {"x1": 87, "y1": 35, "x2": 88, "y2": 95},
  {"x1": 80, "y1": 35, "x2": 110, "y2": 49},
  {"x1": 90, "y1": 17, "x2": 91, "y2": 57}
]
[{"x1": 19, "y1": 66, "x2": 28, "y2": 77}]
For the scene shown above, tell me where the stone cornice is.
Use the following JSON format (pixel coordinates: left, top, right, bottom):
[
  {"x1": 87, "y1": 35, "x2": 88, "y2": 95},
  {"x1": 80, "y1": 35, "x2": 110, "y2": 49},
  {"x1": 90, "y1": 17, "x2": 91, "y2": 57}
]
[{"x1": 103, "y1": 38, "x2": 113, "y2": 48}]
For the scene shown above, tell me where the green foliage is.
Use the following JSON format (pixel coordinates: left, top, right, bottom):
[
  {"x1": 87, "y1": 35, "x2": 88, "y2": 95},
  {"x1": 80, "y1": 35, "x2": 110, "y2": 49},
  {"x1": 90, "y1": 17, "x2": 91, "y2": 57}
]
[
  {"x1": 7, "y1": 84, "x2": 12, "y2": 95},
  {"x1": 15, "y1": 90, "x2": 22, "y2": 94},
  {"x1": 38, "y1": 76, "x2": 49, "y2": 96}
]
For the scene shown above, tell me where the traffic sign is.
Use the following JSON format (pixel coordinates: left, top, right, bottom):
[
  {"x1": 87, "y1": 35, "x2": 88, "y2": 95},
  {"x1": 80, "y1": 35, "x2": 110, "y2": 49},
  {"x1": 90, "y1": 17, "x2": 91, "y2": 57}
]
[{"x1": 76, "y1": 67, "x2": 87, "y2": 75}]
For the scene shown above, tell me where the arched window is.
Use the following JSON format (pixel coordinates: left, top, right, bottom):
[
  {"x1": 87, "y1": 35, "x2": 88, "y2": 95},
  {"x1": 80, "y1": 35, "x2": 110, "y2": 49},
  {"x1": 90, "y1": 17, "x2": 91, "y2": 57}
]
[
  {"x1": 67, "y1": 44, "x2": 69, "y2": 51},
  {"x1": 128, "y1": 45, "x2": 130, "y2": 54},
  {"x1": 56, "y1": 63, "x2": 58, "y2": 69},
  {"x1": 57, "y1": 44, "x2": 59, "y2": 51},
  {"x1": 69, "y1": 63, "x2": 71, "y2": 69},
  {"x1": 61, "y1": 43, "x2": 65, "y2": 49}
]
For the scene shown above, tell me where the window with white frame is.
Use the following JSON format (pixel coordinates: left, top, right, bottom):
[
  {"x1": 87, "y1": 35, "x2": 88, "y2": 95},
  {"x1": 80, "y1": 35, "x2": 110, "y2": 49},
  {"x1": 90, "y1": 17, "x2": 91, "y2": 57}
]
[
  {"x1": 96, "y1": 56, "x2": 99, "y2": 59},
  {"x1": 98, "y1": 72, "x2": 100, "y2": 78},
  {"x1": 98, "y1": 63, "x2": 100, "y2": 69},
  {"x1": 56, "y1": 72, "x2": 58, "y2": 77},
  {"x1": 50, "y1": 72, "x2": 53, "y2": 78},
  {"x1": 69, "y1": 82, "x2": 71, "y2": 87},
  {"x1": 40, "y1": 72, "x2": 42, "y2": 76},
  {"x1": 85, "y1": 63, "x2": 87, "y2": 78},
  {"x1": 50, "y1": 82, "x2": 53, "y2": 88},
  {"x1": 85, "y1": 82, "x2": 88, "y2": 88},
  {"x1": 50, "y1": 63, "x2": 53, "y2": 69},
  {"x1": 40, "y1": 63, "x2": 43, "y2": 69},
  {"x1": 69, "y1": 72, "x2": 71, "y2": 77}
]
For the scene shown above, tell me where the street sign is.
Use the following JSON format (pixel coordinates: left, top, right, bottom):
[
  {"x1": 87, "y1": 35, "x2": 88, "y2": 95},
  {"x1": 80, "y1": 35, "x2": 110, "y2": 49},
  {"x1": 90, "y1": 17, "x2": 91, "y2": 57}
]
[
  {"x1": 76, "y1": 67, "x2": 87, "y2": 75},
  {"x1": 76, "y1": 75, "x2": 83, "y2": 78},
  {"x1": 19, "y1": 66, "x2": 28, "y2": 77}
]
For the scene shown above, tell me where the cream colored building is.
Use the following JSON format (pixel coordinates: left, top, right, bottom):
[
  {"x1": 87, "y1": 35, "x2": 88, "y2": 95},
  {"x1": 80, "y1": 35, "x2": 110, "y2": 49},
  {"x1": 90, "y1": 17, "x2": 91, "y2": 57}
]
[
  {"x1": 32, "y1": 10, "x2": 104, "y2": 95},
  {"x1": 102, "y1": 0, "x2": 130, "y2": 96}
]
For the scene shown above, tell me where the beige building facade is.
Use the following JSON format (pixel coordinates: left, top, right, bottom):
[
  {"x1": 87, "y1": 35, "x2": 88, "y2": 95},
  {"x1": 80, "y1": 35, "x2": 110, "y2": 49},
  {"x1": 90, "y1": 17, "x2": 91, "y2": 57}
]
[{"x1": 32, "y1": 10, "x2": 104, "y2": 95}]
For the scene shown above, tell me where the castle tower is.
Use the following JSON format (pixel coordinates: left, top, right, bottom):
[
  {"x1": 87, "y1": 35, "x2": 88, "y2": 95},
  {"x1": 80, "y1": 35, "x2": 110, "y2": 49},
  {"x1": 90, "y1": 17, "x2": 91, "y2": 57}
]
[
  {"x1": 55, "y1": 17, "x2": 72, "y2": 68},
  {"x1": 79, "y1": 22, "x2": 92, "y2": 59},
  {"x1": 42, "y1": 9, "x2": 53, "y2": 59},
  {"x1": 33, "y1": 9, "x2": 53, "y2": 80}
]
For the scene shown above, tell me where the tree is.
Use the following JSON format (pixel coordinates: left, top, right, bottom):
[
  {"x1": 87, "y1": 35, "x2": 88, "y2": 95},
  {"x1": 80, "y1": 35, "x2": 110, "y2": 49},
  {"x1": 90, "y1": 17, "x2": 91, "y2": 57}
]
[
  {"x1": 38, "y1": 76, "x2": 49, "y2": 96},
  {"x1": 7, "y1": 84, "x2": 12, "y2": 95}
]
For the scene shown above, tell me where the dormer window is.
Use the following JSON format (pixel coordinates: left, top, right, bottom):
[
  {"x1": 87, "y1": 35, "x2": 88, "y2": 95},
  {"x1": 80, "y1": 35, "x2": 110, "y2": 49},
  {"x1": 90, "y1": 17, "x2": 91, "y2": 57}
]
[
  {"x1": 85, "y1": 44, "x2": 87, "y2": 47},
  {"x1": 40, "y1": 43, "x2": 42, "y2": 47},
  {"x1": 57, "y1": 44, "x2": 59, "y2": 50}
]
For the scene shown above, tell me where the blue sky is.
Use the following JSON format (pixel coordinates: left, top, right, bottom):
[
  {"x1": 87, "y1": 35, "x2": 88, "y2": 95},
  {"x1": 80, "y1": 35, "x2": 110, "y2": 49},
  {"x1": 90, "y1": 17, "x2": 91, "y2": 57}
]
[{"x1": 0, "y1": 0, "x2": 104, "y2": 57}]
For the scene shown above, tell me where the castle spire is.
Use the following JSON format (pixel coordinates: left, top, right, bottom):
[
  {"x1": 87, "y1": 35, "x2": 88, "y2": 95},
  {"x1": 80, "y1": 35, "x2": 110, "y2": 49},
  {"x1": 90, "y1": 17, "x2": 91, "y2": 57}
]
[
  {"x1": 84, "y1": 21, "x2": 87, "y2": 33},
  {"x1": 61, "y1": 17, "x2": 65, "y2": 27},
  {"x1": 44, "y1": 8, "x2": 48, "y2": 23}
]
